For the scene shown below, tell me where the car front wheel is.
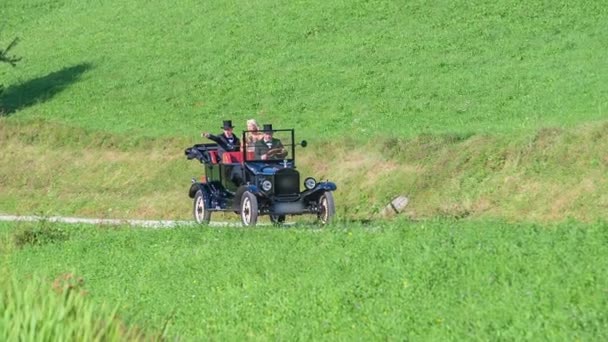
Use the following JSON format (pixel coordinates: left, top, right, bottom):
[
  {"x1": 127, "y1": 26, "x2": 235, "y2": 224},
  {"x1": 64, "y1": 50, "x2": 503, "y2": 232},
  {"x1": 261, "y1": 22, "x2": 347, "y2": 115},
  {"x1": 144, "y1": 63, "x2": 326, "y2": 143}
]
[
  {"x1": 317, "y1": 192, "x2": 335, "y2": 225},
  {"x1": 240, "y1": 191, "x2": 258, "y2": 227},
  {"x1": 193, "y1": 190, "x2": 211, "y2": 225}
]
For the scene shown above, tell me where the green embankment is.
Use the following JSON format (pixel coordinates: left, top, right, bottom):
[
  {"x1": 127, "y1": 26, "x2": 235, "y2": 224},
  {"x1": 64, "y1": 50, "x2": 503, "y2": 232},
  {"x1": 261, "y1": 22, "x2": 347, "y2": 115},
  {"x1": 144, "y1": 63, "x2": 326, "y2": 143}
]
[
  {"x1": 2, "y1": 220, "x2": 607, "y2": 340},
  {"x1": 1, "y1": 119, "x2": 607, "y2": 221}
]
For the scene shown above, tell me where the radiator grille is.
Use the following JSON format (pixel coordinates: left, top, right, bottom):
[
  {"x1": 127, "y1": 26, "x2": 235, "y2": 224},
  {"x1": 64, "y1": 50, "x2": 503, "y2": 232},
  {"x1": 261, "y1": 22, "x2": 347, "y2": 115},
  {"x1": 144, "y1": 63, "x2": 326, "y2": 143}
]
[{"x1": 275, "y1": 169, "x2": 300, "y2": 195}]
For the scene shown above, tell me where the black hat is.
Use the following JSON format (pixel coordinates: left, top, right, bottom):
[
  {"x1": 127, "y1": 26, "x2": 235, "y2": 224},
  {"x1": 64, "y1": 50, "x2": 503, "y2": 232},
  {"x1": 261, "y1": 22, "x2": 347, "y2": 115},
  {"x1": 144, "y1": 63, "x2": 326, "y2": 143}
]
[
  {"x1": 221, "y1": 120, "x2": 234, "y2": 129},
  {"x1": 262, "y1": 124, "x2": 273, "y2": 133}
]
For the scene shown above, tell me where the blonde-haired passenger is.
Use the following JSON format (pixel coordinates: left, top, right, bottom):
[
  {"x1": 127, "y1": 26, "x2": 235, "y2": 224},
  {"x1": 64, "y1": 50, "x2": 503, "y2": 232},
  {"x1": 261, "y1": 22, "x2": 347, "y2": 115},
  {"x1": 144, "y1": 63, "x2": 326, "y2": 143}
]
[{"x1": 245, "y1": 119, "x2": 263, "y2": 154}]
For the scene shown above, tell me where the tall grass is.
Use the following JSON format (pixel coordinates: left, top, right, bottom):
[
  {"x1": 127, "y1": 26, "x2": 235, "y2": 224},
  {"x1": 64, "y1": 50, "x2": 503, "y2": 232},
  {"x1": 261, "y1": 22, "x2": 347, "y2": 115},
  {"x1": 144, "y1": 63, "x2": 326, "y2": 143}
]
[
  {"x1": 0, "y1": 223, "x2": 172, "y2": 340},
  {"x1": 0, "y1": 270, "x2": 171, "y2": 341}
]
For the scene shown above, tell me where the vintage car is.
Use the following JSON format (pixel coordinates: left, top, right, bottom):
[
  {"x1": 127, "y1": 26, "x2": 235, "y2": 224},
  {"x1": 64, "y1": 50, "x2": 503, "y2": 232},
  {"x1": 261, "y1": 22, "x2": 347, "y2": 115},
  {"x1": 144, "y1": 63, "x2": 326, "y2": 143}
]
[{"x1": 184, "y1": 128, "x2": 337, "y2": 226}]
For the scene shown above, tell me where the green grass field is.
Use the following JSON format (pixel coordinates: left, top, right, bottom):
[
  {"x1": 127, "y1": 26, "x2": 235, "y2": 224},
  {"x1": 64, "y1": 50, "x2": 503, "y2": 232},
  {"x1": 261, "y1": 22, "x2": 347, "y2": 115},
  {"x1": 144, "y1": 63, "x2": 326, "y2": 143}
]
[
  {"x1": 2, "y1": 219, "x2": 607, "y2": 340},
  {"x1": 2, "y1": 0, "x2": 607, "y2": 138},
  {"x1": 1, "y1": 0, "x2": 607, "y2": 338},
  {"x1": 1, "y1": 0, "x2": 607, "y2": 221},
  {"x1": 1, "y1": 0, "x2": 607, "y2": 222}
]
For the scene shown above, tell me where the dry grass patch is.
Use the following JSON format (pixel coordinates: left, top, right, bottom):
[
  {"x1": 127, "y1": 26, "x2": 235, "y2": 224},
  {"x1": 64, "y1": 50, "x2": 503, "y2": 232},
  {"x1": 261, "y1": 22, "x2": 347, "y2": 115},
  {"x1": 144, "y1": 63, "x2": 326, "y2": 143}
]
[{"x1": 1, "y1": 119, "x2": 607, "y2": 222}]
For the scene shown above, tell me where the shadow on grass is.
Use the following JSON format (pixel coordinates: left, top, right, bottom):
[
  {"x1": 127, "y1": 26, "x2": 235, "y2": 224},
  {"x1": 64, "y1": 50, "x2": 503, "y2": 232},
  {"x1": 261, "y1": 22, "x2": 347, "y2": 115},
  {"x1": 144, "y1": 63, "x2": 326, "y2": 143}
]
[{"x1": 0, "y1": 63, "x2": 92, "y2": 116}]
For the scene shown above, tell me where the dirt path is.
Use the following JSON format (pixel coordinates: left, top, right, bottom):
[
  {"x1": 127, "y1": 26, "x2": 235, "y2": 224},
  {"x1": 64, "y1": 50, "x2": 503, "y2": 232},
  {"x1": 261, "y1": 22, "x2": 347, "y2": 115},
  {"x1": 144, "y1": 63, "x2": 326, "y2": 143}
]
[{"x1": 0, "y1": 214, "x2": 234, "y2": 228}]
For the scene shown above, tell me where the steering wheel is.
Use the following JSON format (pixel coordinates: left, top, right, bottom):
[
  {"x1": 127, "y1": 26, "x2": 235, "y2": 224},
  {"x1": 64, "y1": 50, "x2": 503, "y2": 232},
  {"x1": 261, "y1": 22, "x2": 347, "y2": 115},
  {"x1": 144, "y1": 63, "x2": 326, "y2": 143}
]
[{"x1": 265, "y1": 148, "x2": 286, "y2": 159}]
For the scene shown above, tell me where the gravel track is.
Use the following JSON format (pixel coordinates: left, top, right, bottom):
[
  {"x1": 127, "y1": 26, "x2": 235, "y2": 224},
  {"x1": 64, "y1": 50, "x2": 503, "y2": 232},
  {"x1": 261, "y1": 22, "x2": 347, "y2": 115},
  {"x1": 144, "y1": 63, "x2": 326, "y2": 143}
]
[{"x1": 0, "y1": 214, "x2": 236, "y2": 228}]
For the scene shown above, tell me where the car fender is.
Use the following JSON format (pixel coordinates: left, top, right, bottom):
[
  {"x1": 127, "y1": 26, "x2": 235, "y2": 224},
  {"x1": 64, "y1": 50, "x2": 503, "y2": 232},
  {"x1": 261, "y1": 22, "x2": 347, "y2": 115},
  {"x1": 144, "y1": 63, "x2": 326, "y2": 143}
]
[
  {"x1": 232, "y1": 184, "x2": 261, "y2": 211},
  {"x1": 300, "y1": 181, "x2": 337, "y2": 201},
  {"x1": 234, "y1": 184, "x2": 261, "y2": 203},
  {"x1": 189, "y1": 182, "x2": 212, "y2": 199},
  {"x1": 316, "y1": 181, "x2": 337, "y2": 192},
  {"x1": 243, "y1": 184, "x2": 261, "y2": 195}
]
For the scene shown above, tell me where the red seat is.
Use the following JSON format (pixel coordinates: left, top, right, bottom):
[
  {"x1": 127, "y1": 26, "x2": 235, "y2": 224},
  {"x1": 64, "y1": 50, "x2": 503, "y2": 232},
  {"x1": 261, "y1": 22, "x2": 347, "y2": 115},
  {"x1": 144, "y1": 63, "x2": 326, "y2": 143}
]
[
  {"x1": 222, "y1": 152, "x2": 243, "y2": 164},
  {"x1": 208, "y1": 151, "x2": 218, "y2": 164}
]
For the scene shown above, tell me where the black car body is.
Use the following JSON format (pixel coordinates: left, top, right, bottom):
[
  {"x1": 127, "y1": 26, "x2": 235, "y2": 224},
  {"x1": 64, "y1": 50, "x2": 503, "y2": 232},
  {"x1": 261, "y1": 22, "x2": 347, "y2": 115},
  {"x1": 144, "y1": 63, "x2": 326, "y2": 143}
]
[{"x1": 184, "y1": 129, "x2": 336, "y2": 226}]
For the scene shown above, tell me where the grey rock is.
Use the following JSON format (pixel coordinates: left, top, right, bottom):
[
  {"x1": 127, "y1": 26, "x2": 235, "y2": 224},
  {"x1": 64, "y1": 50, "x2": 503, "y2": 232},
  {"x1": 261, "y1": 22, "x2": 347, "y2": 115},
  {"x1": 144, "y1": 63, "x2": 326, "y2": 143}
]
[{"x1": 381, "y1": 196, "x2": 409, "y2": 217}]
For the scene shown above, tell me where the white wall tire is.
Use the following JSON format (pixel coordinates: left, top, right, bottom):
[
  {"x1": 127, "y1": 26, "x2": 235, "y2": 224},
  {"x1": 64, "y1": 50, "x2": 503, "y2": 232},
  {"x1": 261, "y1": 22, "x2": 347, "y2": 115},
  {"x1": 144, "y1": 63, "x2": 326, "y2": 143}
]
[
  {"x1": 240, "y1": 191, "x2": 258, "y2": 227},
  {"x1": 193, "y1": 190, "x2": 211, "y2": 224},
  {"x1": 317, "y1": 192, "x2": 335, "y2": 225}
]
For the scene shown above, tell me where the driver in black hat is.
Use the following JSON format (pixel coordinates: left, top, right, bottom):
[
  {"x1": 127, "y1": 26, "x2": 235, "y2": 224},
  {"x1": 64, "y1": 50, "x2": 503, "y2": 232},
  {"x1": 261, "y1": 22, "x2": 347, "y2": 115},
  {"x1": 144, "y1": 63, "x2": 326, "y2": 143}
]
[
  {"x1": 255, "y1": 124, "x2": 287, "y2": 160},
  {"x1": 202, "y1": 120, "x2": 241, "y2": 155}
]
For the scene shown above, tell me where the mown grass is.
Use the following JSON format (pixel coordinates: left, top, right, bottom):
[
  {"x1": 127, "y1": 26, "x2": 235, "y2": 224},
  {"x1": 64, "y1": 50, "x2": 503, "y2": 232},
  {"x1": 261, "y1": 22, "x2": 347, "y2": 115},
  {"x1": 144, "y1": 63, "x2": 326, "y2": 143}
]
[
  {"x1": 2, "y1": 0, "x2": 607, "y2": 139},
  {"x1": 2, "y1": 220, "x2": 608, "y2": 340}
]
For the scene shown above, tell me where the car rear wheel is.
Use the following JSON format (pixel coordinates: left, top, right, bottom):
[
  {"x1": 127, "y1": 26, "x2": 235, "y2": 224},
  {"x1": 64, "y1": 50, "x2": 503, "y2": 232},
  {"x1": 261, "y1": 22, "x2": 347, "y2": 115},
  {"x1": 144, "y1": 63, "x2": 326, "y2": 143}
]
[
  {"x1": 240, "y1": 191, "x2": 258, "y2": 227},
  {"x1": 317, "y1": 192, "x2": 335, "y2": 225},
  {"x1": 193, "y1": 190, "x2": 211, "y2": 224},
  {"x1": 270, "y1": 215, "x2": 286, "y2": 225}
]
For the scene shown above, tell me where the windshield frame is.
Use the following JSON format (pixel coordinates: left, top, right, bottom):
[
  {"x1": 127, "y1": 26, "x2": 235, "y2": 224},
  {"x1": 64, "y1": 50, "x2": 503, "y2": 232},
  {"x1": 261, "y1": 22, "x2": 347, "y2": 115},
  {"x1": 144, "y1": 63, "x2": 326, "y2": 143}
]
[{"x1": 241, "y1": 128, "x2": 296, "y2": 164}]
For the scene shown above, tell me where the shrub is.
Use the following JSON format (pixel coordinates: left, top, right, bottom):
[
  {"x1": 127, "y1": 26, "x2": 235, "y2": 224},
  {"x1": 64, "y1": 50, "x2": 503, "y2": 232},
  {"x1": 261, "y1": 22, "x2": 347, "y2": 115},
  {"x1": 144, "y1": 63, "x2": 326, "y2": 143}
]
[{"x1": 11, "y1": 223, "x2": 69, "y2": 249}]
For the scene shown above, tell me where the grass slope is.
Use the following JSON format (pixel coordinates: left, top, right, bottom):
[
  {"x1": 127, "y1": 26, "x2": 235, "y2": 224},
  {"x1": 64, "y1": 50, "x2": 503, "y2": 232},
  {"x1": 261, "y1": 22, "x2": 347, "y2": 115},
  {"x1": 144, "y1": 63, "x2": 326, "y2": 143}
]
[
  {"x1": 3, "y1": 220, "x2": 608, "y2": 340},
  {"x1": 1, "y1": 119, "x2": 606, "y2": 221},
  {"x1": 1, "y1": 0, "x2": 607, "y2": 221},
  {"x1": 1, "y1": 0, "x2": 607, "y2": 139}
]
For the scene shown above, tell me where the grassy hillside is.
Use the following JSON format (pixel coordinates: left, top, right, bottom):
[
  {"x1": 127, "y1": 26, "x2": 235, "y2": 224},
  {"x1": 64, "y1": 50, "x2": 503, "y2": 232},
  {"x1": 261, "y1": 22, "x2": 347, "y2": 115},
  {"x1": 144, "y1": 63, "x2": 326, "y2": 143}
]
[
  {"x1": 3, "y1": 220, "x2": 608, "y2": 340},
  {"x1": 2, "y1": 0, "x2": 607, "y2": 139},
  {"x1": 1, "y1": 0, "x2": 606, "y2": 221},
  {"x1": 2, "y1": 1, "x2": 607, "y2": 339},
  {"x1": 1, "y1": 119, "x2": 606, "y2": 221}
]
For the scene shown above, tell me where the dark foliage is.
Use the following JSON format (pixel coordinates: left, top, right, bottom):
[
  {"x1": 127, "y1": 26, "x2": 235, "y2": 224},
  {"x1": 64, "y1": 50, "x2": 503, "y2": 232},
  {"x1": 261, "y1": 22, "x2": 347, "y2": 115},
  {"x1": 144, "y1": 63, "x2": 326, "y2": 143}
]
[{"x1": 12, "y1": 223, "x2": 70, "y2": 248}]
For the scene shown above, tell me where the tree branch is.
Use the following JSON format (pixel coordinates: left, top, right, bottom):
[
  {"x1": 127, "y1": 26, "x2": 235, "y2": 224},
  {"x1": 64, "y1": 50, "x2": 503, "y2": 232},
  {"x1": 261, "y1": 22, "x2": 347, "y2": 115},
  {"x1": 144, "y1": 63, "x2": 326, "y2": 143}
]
[{"x1": 0, "y1": 37, "x2": 22, "y2": 67}]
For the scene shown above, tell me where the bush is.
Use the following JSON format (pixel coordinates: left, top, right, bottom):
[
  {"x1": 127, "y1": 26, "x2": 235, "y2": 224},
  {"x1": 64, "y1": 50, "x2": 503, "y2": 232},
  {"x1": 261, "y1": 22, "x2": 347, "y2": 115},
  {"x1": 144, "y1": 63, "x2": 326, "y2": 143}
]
[{"x1": 11, "y1": 223, "x2": 69, "y2": 249}]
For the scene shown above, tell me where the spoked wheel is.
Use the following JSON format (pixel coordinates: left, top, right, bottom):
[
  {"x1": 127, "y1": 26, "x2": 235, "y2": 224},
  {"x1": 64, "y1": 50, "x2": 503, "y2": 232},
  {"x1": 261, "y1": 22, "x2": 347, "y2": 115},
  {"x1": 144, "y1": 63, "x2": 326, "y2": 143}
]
[
  {"x1": 317, "y1": 192, "x2": 335, "y2": 225},
  {"x1": 270, "y1": 215, "x2": 286, "y2": 225},
  {"x1": 240, "y1": 191, "x2": 258, "y2": 227},
  {"x1": 193, "y1": 190, "x2": 211, "y2": 224}
]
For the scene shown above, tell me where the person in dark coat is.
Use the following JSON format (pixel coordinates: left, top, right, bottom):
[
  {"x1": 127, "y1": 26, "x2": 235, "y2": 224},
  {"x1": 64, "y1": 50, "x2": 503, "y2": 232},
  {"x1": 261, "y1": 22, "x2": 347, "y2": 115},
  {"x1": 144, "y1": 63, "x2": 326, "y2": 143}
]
[
  {"x1": 255, "y1": 124, "x2": 288, "y2": 160},
  {"x1": 201, "y1": 120, "x2": 241, "y2": 155}
]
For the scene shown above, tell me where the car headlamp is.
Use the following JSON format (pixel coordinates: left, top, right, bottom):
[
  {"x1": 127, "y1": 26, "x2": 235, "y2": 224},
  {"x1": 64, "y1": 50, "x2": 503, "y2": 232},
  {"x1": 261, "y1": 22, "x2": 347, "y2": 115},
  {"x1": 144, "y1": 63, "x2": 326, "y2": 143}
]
[
  {"x1": 304, "y1": 177, "x2": 317, "y2": 190},
  {"x1": 261, "y1": 180, "x2": 273, "y2": 192}
]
